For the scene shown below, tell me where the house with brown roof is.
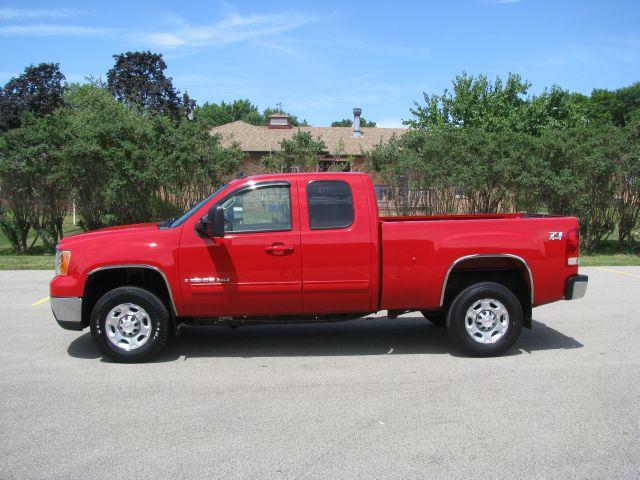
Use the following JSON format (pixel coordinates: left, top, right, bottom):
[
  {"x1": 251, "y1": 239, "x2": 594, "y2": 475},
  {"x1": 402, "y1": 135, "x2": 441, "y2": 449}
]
[{"x1": 210, "y1": 108, "x2": 407, "y2": 177}]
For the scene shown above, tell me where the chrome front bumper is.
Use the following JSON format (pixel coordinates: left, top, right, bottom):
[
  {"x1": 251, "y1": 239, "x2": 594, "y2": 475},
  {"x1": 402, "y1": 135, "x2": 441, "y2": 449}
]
[
  {"x1": 565, "y1": 274, "x2": 588, "y2": 300},
  {"x1": 51, "y1": 297, "x2": 84, "y2": 331}
]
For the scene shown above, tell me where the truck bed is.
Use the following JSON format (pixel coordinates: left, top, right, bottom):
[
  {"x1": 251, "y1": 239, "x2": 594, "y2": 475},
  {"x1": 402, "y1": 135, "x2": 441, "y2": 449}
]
[{"x1": 379, "y1": 214, "x2": 578, "y2": 311}]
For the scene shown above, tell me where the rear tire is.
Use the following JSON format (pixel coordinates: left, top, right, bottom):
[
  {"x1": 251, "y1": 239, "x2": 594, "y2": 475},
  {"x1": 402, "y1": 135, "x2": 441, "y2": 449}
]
[
  {"x1": 446, "y1": 282, "x2": 523, "y2": 357},
  {"x1": 90, "y1": 286, "x2": 169, "y2": 363}
]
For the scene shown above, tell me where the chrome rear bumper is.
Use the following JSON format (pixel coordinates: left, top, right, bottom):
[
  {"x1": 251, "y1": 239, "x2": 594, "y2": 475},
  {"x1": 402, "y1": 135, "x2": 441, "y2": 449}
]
[{"x1": 51, "y1": 297, "x2": 84, "y2": 331}]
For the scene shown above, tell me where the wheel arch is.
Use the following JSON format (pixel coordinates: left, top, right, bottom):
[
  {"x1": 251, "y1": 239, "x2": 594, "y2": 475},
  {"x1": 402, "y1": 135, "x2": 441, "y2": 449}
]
[
  {"x1": 82, "y1": 265, "x2": 177, "y2": 327},
  {"x1": 440, "y1": 254, "x2": 534, "y2": 327}
]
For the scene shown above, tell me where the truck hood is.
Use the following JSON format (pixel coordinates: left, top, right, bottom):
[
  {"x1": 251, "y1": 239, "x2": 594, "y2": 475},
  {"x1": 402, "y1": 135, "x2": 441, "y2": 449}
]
[{"x1": 58, "y1": 223, "x2": 159, "y2": 248}]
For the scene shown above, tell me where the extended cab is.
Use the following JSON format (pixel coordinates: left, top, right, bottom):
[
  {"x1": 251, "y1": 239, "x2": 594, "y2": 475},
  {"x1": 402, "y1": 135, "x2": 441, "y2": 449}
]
[{"x1": 50, "y1": 172, "x2": 588, "y2": 361}]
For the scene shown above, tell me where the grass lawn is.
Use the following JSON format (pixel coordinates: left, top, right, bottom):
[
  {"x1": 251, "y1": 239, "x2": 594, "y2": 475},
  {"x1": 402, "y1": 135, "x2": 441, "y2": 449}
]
[
  {"x1": 579, "y1": 254, "x2": 640, "y2": 266},
  {"x1": 0, "y1": 218, "x2": 83, "y2": 270},
  {"x1": 579, "y1": 239, "x2": 640, "y2": 266},
  {"x1": 0, "y1": 254, "x2": 55, "y2": 270}
]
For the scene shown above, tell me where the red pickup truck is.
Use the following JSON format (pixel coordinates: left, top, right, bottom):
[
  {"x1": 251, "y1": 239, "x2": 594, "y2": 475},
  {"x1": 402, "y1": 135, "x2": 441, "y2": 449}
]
[{"x1": 50, "y1": 172, "x2": 588, "y2": 362}]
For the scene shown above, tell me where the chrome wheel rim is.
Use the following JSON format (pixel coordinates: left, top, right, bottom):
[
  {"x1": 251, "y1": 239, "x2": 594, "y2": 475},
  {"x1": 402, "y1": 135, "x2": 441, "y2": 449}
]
[
  {"x1": 105, "y1": 303, "x2": 152, "y2": 351},
  {"x1": 465, "y1": 298, "x2": 509, "y2": 344}
]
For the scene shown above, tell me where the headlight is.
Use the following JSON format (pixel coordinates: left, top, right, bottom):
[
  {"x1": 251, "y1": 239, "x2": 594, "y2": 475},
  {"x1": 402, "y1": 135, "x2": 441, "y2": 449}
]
[{"x1": 55, "y1": 249, "x2": 71, "y2": 276}]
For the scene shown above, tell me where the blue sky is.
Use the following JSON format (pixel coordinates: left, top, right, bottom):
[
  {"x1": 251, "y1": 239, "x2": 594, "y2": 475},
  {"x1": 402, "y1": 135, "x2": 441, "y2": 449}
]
[{"x1": 1, "y1": 0, "x2": 638, "y2": 126}]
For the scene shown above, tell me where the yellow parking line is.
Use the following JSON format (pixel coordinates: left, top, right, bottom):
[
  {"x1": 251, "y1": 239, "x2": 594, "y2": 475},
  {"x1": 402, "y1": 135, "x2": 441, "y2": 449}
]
[
  {"x1": 592, "y1": 267, "x2": 640, "y2": 279},
  {"x1": 32, "y1": 296, "x2": 50, "y2": 307}
]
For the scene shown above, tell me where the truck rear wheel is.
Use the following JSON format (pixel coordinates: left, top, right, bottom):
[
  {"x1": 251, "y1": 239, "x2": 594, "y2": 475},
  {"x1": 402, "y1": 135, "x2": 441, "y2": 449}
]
[
  {"x1": 446, "y1": 282, "x2": 522, "y2": 356},
  {"x1": 90, "y1": 286, "x2": 169, "y2": 363}
]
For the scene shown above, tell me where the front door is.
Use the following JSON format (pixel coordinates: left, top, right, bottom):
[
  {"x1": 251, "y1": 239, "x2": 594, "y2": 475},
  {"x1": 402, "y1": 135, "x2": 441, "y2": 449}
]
[{"x1": 179, "y1": 181, "x2": 302, "y2": 317}]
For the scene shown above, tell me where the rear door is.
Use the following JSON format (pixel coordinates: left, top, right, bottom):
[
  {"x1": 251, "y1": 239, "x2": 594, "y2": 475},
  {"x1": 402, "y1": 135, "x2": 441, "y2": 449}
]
[{"x1": 297, "y1": 176, "x2": 373, "y2": 313}]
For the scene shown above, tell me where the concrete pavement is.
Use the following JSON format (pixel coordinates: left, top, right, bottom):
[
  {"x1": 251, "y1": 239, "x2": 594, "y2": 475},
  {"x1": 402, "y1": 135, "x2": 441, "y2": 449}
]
[{"x1": 0, "y1": 267, "x2": 638, "y2": 479}]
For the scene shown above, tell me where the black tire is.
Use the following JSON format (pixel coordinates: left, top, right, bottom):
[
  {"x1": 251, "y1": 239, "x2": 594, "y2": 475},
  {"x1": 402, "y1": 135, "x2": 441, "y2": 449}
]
[
  {"x1": 421, "y1": 311, "x2": 446, "y2": 327},
  {"x1": 446, "y1": 282, "x2": 523, "y2": 357},
  {"x1": 90, "y1": 286, "x2": 170, "y2": 363}
]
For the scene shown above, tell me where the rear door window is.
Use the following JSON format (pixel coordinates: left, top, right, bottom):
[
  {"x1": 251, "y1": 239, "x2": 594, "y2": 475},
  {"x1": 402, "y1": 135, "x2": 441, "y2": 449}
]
[{"x1": 307, "y1": 181, "x2": 354, "y2": 229}]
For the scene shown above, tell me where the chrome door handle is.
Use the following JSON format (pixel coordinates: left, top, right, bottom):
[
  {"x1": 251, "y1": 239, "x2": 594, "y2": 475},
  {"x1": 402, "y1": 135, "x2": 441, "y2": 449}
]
[{"x1": 265, "y1": 244, "x2": 294, "y2": 255}]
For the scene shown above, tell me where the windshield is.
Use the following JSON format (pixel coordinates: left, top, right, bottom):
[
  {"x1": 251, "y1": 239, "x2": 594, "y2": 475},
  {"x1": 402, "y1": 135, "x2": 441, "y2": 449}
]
[{"x1": 163, "y1": 184, "x2": 228, "y2": 228}]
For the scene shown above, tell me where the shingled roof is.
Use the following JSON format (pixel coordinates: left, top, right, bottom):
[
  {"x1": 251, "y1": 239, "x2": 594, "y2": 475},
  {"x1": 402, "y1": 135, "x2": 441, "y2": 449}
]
[{"x1": 210, "y1": 121, "x2": 407, "y2": 156}]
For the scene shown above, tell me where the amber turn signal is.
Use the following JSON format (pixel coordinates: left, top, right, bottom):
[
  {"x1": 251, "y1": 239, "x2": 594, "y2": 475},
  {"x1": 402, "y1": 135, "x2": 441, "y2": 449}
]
[{"x1": 55, "y1": 249, "x2": 71, "y2": 276}]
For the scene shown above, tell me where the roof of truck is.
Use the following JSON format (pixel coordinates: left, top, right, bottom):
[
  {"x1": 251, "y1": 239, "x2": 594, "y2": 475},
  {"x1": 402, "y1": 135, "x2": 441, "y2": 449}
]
[{"x1": 242, "y1": 171, "x2": 368, "y2": 181}]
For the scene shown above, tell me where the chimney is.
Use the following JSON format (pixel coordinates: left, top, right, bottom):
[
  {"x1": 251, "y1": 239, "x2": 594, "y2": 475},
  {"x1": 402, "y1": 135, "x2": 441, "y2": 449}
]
[{"x1": 353, "y1": 107, "x2": 362, "y2": 137}]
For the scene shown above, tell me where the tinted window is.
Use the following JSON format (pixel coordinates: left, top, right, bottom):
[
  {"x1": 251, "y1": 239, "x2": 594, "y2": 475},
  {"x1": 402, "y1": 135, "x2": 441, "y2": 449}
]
[
  {"x1": 307, "y1": 181, "x2": 354, "y2": 229},
  {"x1": 221, "y1": 185, "x2": 291, "y2": 232}
]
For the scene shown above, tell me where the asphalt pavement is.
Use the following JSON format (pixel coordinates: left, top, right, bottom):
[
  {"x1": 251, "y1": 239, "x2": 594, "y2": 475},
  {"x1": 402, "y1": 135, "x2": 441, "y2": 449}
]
[{"x1": 0, "y1": 267, "x2": 638, "y2": 479}]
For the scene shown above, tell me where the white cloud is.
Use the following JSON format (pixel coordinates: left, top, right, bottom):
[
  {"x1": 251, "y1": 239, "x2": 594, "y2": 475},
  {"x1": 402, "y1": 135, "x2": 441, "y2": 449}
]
[
  {"x1": 0, "y1": 7, "x2": 318, "y2": 49},
  {"x1": 0, "y1": 24, "x2": 109, "y2": 36},
  {"x1": 144, "y1": 32, "x2": 186, "y2": 48},
  {"x1": 136, "y1": 11, "x2": 317, "y2": 50},
  {"x1": 0, "y1": 7, "x2": 105, "y2": 38},
  {"x1": 0, "y1": 7, "x2": 86, "y2": 20}
]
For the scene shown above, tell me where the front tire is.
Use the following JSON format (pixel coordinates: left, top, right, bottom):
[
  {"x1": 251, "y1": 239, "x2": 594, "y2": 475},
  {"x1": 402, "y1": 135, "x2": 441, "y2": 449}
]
[
  {"x1": 446, "y1": 282, "x2": 523, "y2": 357},
  {"x1": 90, "y1": 286, "x2": 169, "y2": 363}
]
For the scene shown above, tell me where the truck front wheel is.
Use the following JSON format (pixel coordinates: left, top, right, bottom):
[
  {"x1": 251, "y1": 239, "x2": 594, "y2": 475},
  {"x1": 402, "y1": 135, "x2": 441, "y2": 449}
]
[
  {"x1": 90, "y1": 286, "x2": 170, "y2": 363},
  {"x1": 446, "y1": 282, "x2": 523, "y2": 356}
]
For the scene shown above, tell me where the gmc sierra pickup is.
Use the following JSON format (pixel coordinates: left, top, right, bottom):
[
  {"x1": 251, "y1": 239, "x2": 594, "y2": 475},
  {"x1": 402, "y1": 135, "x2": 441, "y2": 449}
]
[{"x1": 50, "y1": 172, "x2": 588, "y2": 362}]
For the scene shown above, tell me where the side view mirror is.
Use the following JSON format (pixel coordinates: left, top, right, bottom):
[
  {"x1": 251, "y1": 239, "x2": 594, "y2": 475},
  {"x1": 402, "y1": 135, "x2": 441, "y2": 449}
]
[{"x1": 196, "y1": 205, "x2": 225, "y2": 237}]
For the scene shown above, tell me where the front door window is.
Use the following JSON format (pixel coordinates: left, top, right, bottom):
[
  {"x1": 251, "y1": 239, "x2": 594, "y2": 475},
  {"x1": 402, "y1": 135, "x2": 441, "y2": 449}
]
[{"x1": 221, "y1": 185, "x2": 291, "y2": 233}]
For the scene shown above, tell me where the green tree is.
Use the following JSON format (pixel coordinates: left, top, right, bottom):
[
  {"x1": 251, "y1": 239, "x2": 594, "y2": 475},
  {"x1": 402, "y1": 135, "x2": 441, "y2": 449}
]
[
  {"x1": 525, "y1": 86, "x2": 587, "y2": 135},
  {"x1": 616, "y1": 119, "x2": 640, "y2": 247},
  {"x1": 195, "y1": 101, "x2": 307, "y2": 127},
  {"x1": 0, "y1": 120, "x2": 40, "y2": 251},
  {"x1": 107, "y1": 51, "x2": 185, "y2": 119},
  {"x1": 195, "y1": 99, "x2": 262, "y2": 127},
  {"x1": 0, "y1": 111, "x2": 71, "y2": 251},
  {"x1": 180, "y1": 91, "x2": 196, "y2": 120},
  {"x1": 539, "y1": 125, "x2": 619, "y2": 251},
  {"x1": 458, "y1": 129, "x2": 539, "y2": 213},
  {"x1": 581, "y1": 83, "x2": 640, "y2": 127},
  {"x1": 616, "y1": 82, "x2": 640, "y2": 125},
  {"x1": 406, "y1": 72, "x2": 531, "y2": 132},
  {"x1": 151, "y1": 115, "x2": 244, "y2": 213},
  {"x1": 369, "y1": 127, "x2": 544, "y2": 216},
  {"x1": 586, "y1": 88, "x2": 625, "y2": 126},
  {"x1": 30, "y1": 111, "x2": 73, "y2": 248},
  {"x1": 367, "y1": 132, "x2": 432, "y2": 215},
  {"x1": 63, "y1": 83, "x2": 157, "y2": 229},
  {"x1": 262, "y1": 130, "x2": 326, "y2": 173},
  {"x1": 407, "y1": 72, "x2": 585, "y2": 135},
  {"x1": 331, "y1": 118, "x2": 377, "y2": 127},
  {"x1": 0, "y1": 63, "x2": 66, "y2": 130}
]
